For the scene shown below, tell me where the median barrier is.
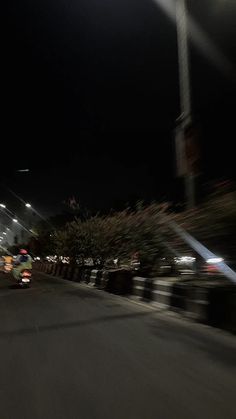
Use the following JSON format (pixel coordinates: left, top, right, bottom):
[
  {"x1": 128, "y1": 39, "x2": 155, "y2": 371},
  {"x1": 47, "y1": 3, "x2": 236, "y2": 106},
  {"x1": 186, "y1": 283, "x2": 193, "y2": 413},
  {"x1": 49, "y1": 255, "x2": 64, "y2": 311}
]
[
  {"x1": 90, "y1": 270, "x2": 99, "y2": 286},
  {"x1": 71, "y1": 267, "x2": 79, "y2": 281},
  {"x1": 33, "y1": 262, "x2": 40, "y2": 270},
  {"x1": 200, "y1": 281, "x2": 236, "y2": 332},
  {"x1": 169, "y1": 278, "x2": 236, "y2": 332},
  {"x1": 151, "y1": 278, "x2": 178, "y2": 307},
  {"x1": 170, "y1": 281, "x2": 189, "y2": 311},
  {"x1": 132, "y1": 277, "x2": 146, "y2": 299},
  {"x1": 44, "y1": 263, "x2": 50, "y2": 274},
  {"x1": 84, "y1": 268, "x2": 93, "y2": 283},
  {"x1": 184, "y1": 282, "x2": 210, "y2": 322},
  {"x1": 95, "y1": 270, "x2": 108, "y2": 289},
  {"x1": 60, "y1": 264, "x2": 68, "y2": 279},
  {"x1": 35, "y1": 262, "x2": 236, "y2": 332},
  {"x1": 95, "y1": 270, "x2": 104, "y2": 287},
  {"x1": 105, "y1": 269, "x2": 132, "y2": 295},
  {"x1": 42, "y1": 263, "x2": 47, "y2": 273},
  {"x1": 51, "y1": 264, "x2": 57, "y2": 276},
  {"x1": 48, "y1": 264, "x2": 55, "y2": 275},
  {"x1": 64, "y1": 265, "x2": 75, "y2": 280},
  {"x1": 55, "y1": 263, "x2": 63, "y2": 277}
]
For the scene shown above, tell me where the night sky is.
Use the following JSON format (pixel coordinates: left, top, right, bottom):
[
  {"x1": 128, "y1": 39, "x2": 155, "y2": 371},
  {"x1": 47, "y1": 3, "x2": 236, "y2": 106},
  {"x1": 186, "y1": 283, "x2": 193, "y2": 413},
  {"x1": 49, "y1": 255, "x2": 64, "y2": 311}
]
[{"x1": 4, "y1": 0, "x2": 236, "y2": 216}]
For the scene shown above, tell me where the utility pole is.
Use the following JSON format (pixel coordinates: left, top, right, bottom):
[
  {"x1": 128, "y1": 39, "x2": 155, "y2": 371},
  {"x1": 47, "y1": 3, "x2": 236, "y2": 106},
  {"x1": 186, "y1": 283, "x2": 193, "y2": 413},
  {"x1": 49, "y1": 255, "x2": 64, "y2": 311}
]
[{"x1": 176, "y1": 0, "x2": 195, "y2": 208}]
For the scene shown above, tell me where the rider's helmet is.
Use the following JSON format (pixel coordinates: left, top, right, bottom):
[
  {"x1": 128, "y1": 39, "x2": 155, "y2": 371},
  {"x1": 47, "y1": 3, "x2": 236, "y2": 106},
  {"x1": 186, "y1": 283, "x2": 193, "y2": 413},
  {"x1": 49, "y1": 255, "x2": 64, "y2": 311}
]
[{"x1": 19, "y1": 249, "x2": 28, "y2": 255}]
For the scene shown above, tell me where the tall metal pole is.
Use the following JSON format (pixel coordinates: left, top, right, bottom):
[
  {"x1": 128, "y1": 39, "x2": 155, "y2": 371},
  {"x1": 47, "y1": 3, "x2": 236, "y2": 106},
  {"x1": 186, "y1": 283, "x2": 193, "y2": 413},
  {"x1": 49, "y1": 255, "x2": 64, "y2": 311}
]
[{"x1": 176, "y1": 0, "x2": 195, "y2": 208}]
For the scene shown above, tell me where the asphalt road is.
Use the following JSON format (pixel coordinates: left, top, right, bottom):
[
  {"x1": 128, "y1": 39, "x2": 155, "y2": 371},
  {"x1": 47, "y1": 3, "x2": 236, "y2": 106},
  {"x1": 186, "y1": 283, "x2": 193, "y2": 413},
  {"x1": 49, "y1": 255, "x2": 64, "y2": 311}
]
[{"x1": 0, "y1": 271, "x2": 235, "y2": 419}]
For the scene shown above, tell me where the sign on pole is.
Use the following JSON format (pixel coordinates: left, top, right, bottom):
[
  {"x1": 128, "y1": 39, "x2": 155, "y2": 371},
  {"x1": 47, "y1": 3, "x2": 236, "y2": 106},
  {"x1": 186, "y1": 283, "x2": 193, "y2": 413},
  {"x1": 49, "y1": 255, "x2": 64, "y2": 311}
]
[{"x1": 175, "y1": 125, "x2": 187, "y2": 177}]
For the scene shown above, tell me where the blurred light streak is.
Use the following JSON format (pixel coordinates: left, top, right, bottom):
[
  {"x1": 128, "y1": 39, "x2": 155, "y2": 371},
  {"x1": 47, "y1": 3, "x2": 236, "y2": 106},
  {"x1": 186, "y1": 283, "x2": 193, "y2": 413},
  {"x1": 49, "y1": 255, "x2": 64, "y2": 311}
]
[
  {"x1": 161, "y1": 240, "x2": 181, "y2": 257},
  {"x1": 2, "y1": 185, "x2": 54, "y2": 229},
  {"x1": 152, "y1": 0, "x2": 235, "y2": 80},
  {"x1": 0, "y1": 245, "x2": 13, "y2": 255},
  {"x1": 207, "y1": 257, "x2": 224, "y2": 264},
  {"x1": 170, "y1": 220, "x2": 236, "y2": 283},
  {"x1": 0, "y1": 207, "x2": 36, "y2": 237}
]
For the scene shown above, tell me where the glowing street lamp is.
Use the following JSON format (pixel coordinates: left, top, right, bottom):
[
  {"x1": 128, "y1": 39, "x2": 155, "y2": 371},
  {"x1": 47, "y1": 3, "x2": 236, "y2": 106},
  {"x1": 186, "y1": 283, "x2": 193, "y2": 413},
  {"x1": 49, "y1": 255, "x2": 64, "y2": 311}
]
[
  {"x1": 25, "y1": 203, "x2": 32, "y2": 208},
  {"x1": 0, "y1": 204, "x2": 6, "y2": 209},
  {"x1": 13, "y1": 219, "x2": 18, "y2": 223}
]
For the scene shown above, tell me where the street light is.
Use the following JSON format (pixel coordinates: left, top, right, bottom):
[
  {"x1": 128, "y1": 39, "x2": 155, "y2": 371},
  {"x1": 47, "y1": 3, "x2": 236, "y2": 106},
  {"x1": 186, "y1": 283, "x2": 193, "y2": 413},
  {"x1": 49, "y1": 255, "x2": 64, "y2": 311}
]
[
  {"x1": 0, "y1": 200, "x2": 35, "y2": 237},
  {"x1": 3, "y1": 232, "x2": 7, "y2": 236},
  {"x1": 25, "y1": 203, "x2": 31, "y2": 208}
]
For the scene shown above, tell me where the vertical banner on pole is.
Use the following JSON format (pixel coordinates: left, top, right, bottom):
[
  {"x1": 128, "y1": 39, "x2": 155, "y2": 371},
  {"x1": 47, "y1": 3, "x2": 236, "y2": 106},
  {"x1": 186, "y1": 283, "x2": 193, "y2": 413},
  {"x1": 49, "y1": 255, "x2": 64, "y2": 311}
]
[
  {"x1": 175, "y1": 124, "x2": 187, "y2": 177},
  {"x1": 175, "y1": 123, "x2": 200, "y2": 178},
  {"x1": 185, "y1": 124, "x2": 200, "y2": 175}
]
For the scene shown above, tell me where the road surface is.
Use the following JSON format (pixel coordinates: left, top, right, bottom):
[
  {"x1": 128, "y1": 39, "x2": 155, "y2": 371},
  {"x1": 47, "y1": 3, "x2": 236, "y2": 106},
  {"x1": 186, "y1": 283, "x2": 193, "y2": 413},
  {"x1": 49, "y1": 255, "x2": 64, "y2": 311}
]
[{"x1": 0, "y1": 270, "x2": 235, "y2": 419}]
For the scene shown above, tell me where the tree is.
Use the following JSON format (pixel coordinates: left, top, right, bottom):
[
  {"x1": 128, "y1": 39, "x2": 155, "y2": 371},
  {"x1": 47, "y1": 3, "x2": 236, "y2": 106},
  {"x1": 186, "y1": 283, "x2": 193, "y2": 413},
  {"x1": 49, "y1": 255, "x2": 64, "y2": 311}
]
[
  {"x1": 175, "y1": 191, "x2": 236, "y2": 257},
  {"x1": 52, "y1": 204, "x2": 175, "y2": 271},
  {"x1": 38, "y1": 191, "x2": 236, "y2": 273}
]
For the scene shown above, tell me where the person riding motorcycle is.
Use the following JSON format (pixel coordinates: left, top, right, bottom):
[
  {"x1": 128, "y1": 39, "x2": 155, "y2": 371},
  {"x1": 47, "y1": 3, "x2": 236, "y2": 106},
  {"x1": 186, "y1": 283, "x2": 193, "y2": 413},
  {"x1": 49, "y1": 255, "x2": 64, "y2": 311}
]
[{"x1": 12, "y1": 249, "x2": 32, "y2": 281}]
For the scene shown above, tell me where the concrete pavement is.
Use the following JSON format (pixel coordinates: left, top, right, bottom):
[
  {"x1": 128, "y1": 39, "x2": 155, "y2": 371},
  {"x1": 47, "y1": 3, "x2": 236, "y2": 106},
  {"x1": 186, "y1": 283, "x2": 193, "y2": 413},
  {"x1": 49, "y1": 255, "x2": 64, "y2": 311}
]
[{"x1": 0, "y1": 271, "x2": 235, "y2": 419}]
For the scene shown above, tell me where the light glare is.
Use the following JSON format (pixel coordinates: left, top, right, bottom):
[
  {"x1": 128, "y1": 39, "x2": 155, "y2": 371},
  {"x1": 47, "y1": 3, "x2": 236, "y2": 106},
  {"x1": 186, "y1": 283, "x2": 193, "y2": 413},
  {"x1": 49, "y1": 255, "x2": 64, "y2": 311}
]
[{"x1": 207, "y1": 257, "x2": 224, "y2": 264}]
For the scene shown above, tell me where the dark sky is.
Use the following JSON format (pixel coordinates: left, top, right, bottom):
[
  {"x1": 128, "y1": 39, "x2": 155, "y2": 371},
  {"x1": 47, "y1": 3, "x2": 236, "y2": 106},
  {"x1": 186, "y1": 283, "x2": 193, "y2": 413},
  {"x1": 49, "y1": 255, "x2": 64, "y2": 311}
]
[{"x1": 4, "y1": 0, "x2": 236, "y2": 215}]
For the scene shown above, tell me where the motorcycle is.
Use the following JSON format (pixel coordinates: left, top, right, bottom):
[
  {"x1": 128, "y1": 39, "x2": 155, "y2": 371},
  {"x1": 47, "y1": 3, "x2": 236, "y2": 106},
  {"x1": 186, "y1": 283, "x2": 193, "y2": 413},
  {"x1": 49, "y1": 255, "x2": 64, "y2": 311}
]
[{"x1": 18, "y1": 269, "x2": 32, "y2": 287}]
